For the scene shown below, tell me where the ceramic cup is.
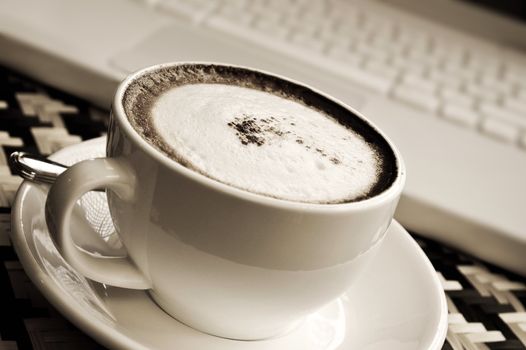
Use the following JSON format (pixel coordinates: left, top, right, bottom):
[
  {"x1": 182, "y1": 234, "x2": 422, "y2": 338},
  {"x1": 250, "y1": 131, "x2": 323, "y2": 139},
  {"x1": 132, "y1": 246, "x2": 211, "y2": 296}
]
[{"x1": 45, "y1": 62, "x2": 406, "y2": 340}]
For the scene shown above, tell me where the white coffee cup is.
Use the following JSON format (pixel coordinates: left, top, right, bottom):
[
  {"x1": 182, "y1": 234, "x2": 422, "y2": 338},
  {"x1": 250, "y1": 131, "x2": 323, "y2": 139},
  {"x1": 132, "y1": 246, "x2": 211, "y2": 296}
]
[{"x1": 45, "y1": 62, "x2": 405, "y2": 340}]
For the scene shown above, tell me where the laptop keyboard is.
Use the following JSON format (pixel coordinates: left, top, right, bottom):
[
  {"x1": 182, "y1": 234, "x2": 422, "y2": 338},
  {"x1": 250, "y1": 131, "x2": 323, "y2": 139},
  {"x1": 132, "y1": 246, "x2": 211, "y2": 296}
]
[{"x1": 137, "y1": 0, "x2": 526, "y2": 149}]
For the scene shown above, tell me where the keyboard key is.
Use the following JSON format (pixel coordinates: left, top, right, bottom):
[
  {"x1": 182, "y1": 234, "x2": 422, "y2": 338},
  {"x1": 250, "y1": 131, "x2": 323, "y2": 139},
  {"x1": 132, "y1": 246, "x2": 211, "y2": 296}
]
[
  {"x1": 206, "y1": 15, "x2": 285, "y2": 51},
  {"x1": 401, "y1": 73, "x2": 437, "y2": 93},
  {"x1": 503, "y1": 64, "x2": 526, "y2": 85},
  {"x1": 520, "y1": 133, "x2": 526, "y2": 149},
  {"x1": 251, "y1": 7, "x2": 283, "y2": 24},
  {"x1": 397, "y1": 28, "x2": 431, "y2": 49},
  {"x1": 299, "y1": 0, "x2": 327, "y2": 13},
  {"x1": 503, "y1": 97, "x2": 526, "y2": 115},
  {"x1": 478, "y1": 74, "x2": 513, "y2": 96},
  {"x1": 370, "y1": 30, "x2": 397, "y2": 49},
  {"x1": 315, "y1": 21, "x2": 339, "y2": 41},
  {"x1": 465, "y1": 82, "x2": 500, "y2": 103},
  {"x1": 333, "y1": 19, "x2": 363, "y2": 37},
  {"x1": 405, "y1": 47, "x2": 442, "y2": 67},
  {"x1": 364, "y1": 59, "x2": 399, "y2": 80},
  {"x1": 516, "y1": 88, "x2": 526, "y2": 102},
  {"x1": 326, "y1": 46, "x2": 362, "y2": 65},
  {"x1": 324, "y1": 32, "x2": 353, "y2": 49},
  {"x1": 374, "y1": 20, "x2": 397, "y2": 38},
  {"x1": 441, "y1": 104, "x2": 480, "y2": 127},
  {"x1": 442, "y1": 61, "x2": 478, "y2": 81},
  {"x1": 158, "y1": 0, "x2": 216, "y2": 23},
  {"x1": 391, "y1": 57, "x2": 428, "y2": 76},
  {"x1": 481, "y1": 117, "x2": 520, "y2": 143},
  {"x1": 213, "y1": 6, "x2": 254, "y2": 26},
  {"x1": 515, "y1": 79, "x2": 526, "y2": 93},
  {"x1": 289, "y1": 19, "x2": 318, "y2": 37},
  {"x1": 343, "y1": 64, "x2": 394, "y2": 94},
  {"x1": 428, "y1": 69, "x2": 464, "y2": 89},
  {"x1": 431, "y1": 39, "x2": 467, "y2": 57},
  {"x1": 327, "y1": 46, "x2": 364, "y2": 66},
  {"x1": 466, "y1": 54, "x2": 502, "y2": 76},
  {"x1": 134, "y1": 0, "x2": 161, "y2": 6},
  {"x1": 253, "y1": 19, "x2": 289, "y2": 39},
  {"x1": 439, "y1": 87, "x2": 474, "y2": 108},
  {"x1": 220, "y1": 0, "x2": 248, "y2": 9},
  {"x1": 256, "y1": 0, "x2": 288, "y2": 11},
  {"x1": 392, "y1": 84, "x2": 440, "y2": 112},
  {"x1": 290, "y1": 32, "x2": 326, "y2": 52},
  {"x1": 353, "y1": 41, "x2": 391, "y2": 62},
  {"x1": 296, "y1": 10, "x2": 326, "y2": 28},
  {"x1": 360, "y1": 14, "x2": 388, "y2": 36},
  {"x1": 479, "y1": 102, "x2": 526, "y2": 129}
]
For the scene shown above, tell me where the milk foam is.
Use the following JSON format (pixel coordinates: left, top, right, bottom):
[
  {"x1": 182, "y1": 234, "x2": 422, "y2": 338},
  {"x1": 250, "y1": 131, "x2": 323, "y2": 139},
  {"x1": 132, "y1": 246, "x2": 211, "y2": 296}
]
[{"x1": 151, "y1": 83, "x2": 381, "y2": 203}]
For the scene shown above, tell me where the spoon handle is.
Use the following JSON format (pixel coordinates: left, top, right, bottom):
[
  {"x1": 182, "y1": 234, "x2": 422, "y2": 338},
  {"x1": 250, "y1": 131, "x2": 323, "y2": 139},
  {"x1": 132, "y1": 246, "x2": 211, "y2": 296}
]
[{"x1": 10, "y1": 151, "x2": 68, "y2": 185}]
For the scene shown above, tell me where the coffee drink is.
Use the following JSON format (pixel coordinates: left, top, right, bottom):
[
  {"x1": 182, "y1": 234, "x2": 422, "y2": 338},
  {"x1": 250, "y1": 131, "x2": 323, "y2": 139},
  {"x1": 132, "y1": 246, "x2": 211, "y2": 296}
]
[{"x1": 123, "y1": 64, "x2": 397, "y2": 204}]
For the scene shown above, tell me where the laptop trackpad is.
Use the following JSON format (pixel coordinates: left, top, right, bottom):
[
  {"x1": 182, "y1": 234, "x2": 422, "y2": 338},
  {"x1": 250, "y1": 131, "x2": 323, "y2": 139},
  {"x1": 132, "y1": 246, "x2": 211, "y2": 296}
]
[{"x1": 109, "y1": 23, "x2": 366, "y2": 110}]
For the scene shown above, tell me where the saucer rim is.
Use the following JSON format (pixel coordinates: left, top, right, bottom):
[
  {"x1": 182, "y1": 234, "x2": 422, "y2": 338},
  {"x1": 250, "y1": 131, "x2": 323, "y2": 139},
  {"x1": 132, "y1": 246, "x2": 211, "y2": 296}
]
[
  {"x1": 10, "y1": 136, "x2": 447, "y2": 350},
  {"x1": 12, "y1": 138, "x2": 148, "y2": 350}
]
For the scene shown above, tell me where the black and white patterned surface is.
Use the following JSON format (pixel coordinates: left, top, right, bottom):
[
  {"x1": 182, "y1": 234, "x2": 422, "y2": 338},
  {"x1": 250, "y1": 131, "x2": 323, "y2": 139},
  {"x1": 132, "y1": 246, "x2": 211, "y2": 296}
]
[{"x1": 0, "y1": 66, "x2": 525, "y2": 350}]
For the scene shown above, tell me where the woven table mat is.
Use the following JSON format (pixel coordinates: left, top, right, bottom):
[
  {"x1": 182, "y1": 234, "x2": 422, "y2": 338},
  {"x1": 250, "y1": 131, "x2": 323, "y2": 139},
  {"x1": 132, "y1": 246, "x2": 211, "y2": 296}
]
[{"x1": 0, "y1": 66, "x2": 524, "y2": 350}]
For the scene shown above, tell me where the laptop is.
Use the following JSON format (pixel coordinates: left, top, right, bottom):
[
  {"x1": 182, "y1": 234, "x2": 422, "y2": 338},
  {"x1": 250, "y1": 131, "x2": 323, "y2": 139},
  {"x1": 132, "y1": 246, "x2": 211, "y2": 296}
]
[{"x1": 0, "y1": 0, "x2": 525, "y2": 274}]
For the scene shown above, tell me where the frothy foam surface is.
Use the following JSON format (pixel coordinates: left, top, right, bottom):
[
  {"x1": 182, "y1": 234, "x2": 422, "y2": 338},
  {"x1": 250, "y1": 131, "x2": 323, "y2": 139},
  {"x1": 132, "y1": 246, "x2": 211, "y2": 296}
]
[
  {"x1": 151, "y1": 84, "x2": 380, "y2": 203},
  {"x1": 123, "y1": 64, "x2": 397, "y2": 204}
]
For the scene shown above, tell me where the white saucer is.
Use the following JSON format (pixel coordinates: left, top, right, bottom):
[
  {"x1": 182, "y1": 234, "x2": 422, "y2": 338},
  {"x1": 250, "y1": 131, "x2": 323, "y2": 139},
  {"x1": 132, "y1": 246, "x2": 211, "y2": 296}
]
[{"x1": 11, "y1": 137, "x2": 447, "y2": 350}]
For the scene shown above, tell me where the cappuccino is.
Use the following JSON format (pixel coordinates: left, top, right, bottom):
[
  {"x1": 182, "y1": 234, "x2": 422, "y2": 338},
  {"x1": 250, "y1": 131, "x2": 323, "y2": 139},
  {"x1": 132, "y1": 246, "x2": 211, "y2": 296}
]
[{"x1": 123, "y1": 64, "x2": 397, "y2": 204}]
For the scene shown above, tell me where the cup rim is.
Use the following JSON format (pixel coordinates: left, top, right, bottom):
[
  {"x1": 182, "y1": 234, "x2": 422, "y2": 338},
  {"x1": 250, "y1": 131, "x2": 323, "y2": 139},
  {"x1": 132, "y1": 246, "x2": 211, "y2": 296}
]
[{"x1": 112, "y1": 62, "x2": 406, "y2": 213}]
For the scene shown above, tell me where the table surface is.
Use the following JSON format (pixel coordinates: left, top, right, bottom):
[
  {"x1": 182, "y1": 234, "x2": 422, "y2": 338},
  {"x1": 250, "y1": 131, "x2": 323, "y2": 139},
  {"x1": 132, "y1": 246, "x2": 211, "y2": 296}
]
[{"x1": 0, "y1": 65, "x2": 525, "y2": 350}]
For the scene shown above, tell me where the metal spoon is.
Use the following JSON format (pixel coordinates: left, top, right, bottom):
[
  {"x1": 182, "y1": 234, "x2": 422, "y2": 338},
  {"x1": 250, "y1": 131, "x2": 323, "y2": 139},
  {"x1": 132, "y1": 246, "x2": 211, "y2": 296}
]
[
  {"x1": 10, "y1": 152, "x2": 106, "y2": 192},
  {"x1": 10, "y1": 151, "x2": 69, "y2": 185}
]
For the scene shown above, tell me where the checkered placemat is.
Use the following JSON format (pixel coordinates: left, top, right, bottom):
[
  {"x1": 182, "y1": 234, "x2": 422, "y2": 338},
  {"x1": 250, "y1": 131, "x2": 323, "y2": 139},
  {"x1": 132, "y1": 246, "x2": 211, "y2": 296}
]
[{"x1": 0, "y1": 66, "x2": 525, "y2": 350}]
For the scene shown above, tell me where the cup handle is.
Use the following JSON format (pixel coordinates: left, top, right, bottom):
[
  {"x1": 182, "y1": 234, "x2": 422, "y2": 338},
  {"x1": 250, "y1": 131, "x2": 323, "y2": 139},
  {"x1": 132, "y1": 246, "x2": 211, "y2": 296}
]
[{"x1": 45, "y1": 158, "x2": 151, "y2": 290}]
